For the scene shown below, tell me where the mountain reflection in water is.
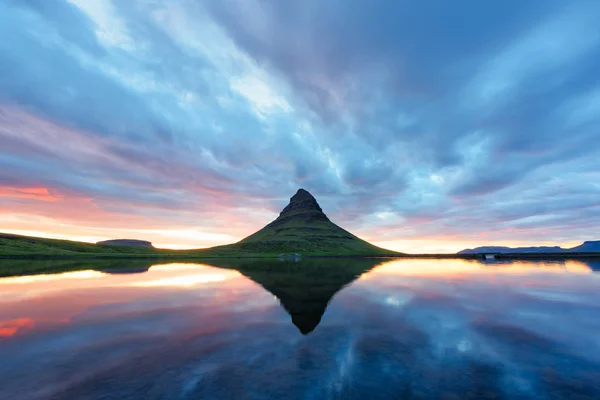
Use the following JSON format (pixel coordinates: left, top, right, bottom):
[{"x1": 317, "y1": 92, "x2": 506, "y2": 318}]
[
  {"x1": 211, "y1": 258, "x2": 379, "y2": 334},
  {"x1": 0, "y1": 258, "x2": 599, "y2": 399}
]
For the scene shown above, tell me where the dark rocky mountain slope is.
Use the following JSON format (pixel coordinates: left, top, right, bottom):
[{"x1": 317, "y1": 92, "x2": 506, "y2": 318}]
[{"x1": 232, "y1": 189, "x2": 393, "y2": 254}]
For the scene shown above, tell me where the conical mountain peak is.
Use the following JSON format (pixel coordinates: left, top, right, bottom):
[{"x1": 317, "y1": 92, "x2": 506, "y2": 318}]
[
  {"x1": 290, "y1": 188, "x2": 315, "y2": 202},
  {"x1": 278, "y1": 188, "x2": 325, "y2": 220},
  {"x1": 237, "y1": 189, "x2": 393, "y2": 255}
]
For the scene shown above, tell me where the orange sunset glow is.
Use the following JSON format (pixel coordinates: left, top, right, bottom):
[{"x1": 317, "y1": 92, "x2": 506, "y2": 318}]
[
  {"x1": 365, "y1": 259, "x2": 593, "y2": 279},
  {"x1": 0, "y1": 263, "x2": 249, "y2": 339}
]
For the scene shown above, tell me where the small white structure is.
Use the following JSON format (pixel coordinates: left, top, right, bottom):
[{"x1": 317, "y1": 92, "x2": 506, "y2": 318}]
[
  {"x1": 278, "y1": 253, "x2": 301, "y2": 261},
  {"x1": 484, "y1": 254, "x2": 496, "y2": 260}
]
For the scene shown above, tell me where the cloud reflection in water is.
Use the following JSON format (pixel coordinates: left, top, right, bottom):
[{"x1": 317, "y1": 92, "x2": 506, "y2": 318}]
[{"x1": 0, "y1": 258, "x2": 599, "y2": 399}]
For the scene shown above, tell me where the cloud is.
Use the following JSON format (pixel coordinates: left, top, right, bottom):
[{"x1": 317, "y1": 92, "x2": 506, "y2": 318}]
[{"x1": 1, "y1": 0, "x2": 599, "y2": 251}]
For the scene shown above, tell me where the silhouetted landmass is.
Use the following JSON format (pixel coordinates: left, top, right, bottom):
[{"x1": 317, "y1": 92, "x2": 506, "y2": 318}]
[
  {"x1": 459, "y1": 241, "x2": 600, "y2": 255},
  {"x1": 96, "y1": 239, "x2": 154, "y2": 248},
  {"x1": 570, "y1": 241, "x2": 600, "y2": 252},
  {"x1": 459, "y1": 246, "x2": 563, "y2": 254}
]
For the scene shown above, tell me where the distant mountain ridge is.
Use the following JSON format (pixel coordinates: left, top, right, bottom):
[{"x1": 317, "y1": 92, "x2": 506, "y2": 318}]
[
  {"x1": 458, "y1": 241, "x2": 600, "y2": 254},
  {"x1": 570, "y1": 241, "x2": 600, "y2": 252}
]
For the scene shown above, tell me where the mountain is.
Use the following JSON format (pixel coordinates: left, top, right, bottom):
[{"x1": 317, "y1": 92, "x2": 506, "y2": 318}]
[
  {"x1": 459, "y1": 241, "x2": 600, "y2": 254},
  {"x1": 229, "y1": 188, "x2": 393, "y2": 255},
  {"x1": 0, "y1": 189, "x2": 395, "y2": 260},
  {"x1": 458, "y1": 246, "x2": 563, "y2": 254},
  {"x1": 97, "y1": 239, "x2": 154, "y2": 248},
  {"x1": 569, "y1": 241, "x2": 600, "y2": 252}
]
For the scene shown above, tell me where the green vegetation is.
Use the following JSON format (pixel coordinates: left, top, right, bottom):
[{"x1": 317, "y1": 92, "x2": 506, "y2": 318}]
[
  {"x1": 0, "y1": 233, "x2": 158, "y2": 256},
  {"x1": 234, "y1": 219, "x2": 391, "y2": 255},
  {"x1": 0, "y1": 190, "x2": 401, "y2": 266},
  {"x1": 0, "y1": 230, "x2": 397, "y2": 276},
  {"x1": 233, "y1": 189, "x2": 396, "y2": 255},
  {"x1": 0, "y1": 233, "x2": 281, "y2": 259},
  {"x1": 0, "y1": 232, "x2": 393, "y2": 257}
]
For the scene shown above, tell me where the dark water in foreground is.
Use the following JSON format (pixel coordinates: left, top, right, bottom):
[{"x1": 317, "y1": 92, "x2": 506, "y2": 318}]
[{"x1": 1, "y1": 258, "x2": 600, "y2": 400}]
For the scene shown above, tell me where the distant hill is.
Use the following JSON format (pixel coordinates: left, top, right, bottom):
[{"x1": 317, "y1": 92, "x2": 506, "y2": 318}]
[
  {"x1": 459, "y1": 241, "x2": 600, "y2": 254},
  {"x1": 224, "y1": 188, "x2": 395, "y2": 255},
  {"x1": 97, "y1": 239, "x2": 154, "y2": 248},
  {"x1": 569, "y1": 241, "x2": 600, "y2": 252},
  {"x1": 0, "y1": 233, "x2": 158, "y2": 257},
  {"x1": 458, "y1": 246, "x2": 563, "y2": 254}
]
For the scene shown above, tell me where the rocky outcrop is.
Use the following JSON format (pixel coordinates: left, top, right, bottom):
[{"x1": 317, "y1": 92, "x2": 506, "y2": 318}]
[
  {"x1": 265, "y1": 188, "x2": 329, "y2": 228},
  {"x1": 96, "y1": 239, "x2": 154, "y2": 248}
]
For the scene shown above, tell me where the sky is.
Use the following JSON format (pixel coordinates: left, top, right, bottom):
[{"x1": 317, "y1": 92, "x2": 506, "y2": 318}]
[{"x1": 1, "y1": 0, "x2": 600, "y2": 253}]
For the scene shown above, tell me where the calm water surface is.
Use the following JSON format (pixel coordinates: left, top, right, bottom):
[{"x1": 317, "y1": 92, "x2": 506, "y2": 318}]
[{"x1": 1, "y1": 258, "x2": 600, "y2": 399}]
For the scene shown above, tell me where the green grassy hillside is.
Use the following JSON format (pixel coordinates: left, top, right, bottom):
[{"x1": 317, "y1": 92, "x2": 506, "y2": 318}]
[
  {"x1": 0, "y1": 189, "x2": 399, "y2": 259},
  {"x1": 0, "y1": 233, "x2": 243, "y2": 258},
  {"x1": 233, "y1": 189, "x2": 394, "y2": 255},
  {"x1": 0, "y1": 233, "x2": 159, "y2": 256}
]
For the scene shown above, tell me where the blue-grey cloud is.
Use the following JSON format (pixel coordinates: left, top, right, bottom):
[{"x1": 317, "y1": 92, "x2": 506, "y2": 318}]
[{"x1": 1, "y1": 0, "x2": 599, "y2": 249}]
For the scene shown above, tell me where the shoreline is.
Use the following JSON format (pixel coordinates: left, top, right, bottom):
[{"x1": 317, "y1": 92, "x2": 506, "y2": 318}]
[
  {"x1": 1, "y1": 253, "x2": 598, "y2": 278},
  {"x1": 1, "y1": 252, "x2": 599, "y2": 260}
]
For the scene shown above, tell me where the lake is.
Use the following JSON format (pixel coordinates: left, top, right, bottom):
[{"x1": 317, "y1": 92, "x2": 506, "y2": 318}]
[{"x1": 1, "y1": 258, "x2": 599, "y2": 399}]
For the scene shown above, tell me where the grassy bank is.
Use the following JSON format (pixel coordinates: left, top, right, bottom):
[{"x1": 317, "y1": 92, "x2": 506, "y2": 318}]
[
  {"x1": 3, "y1": 233, "x2": 599, "y2": 277},
  {"x1": 0, "y1": 233, "x2": 401, "y2": 257}
]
